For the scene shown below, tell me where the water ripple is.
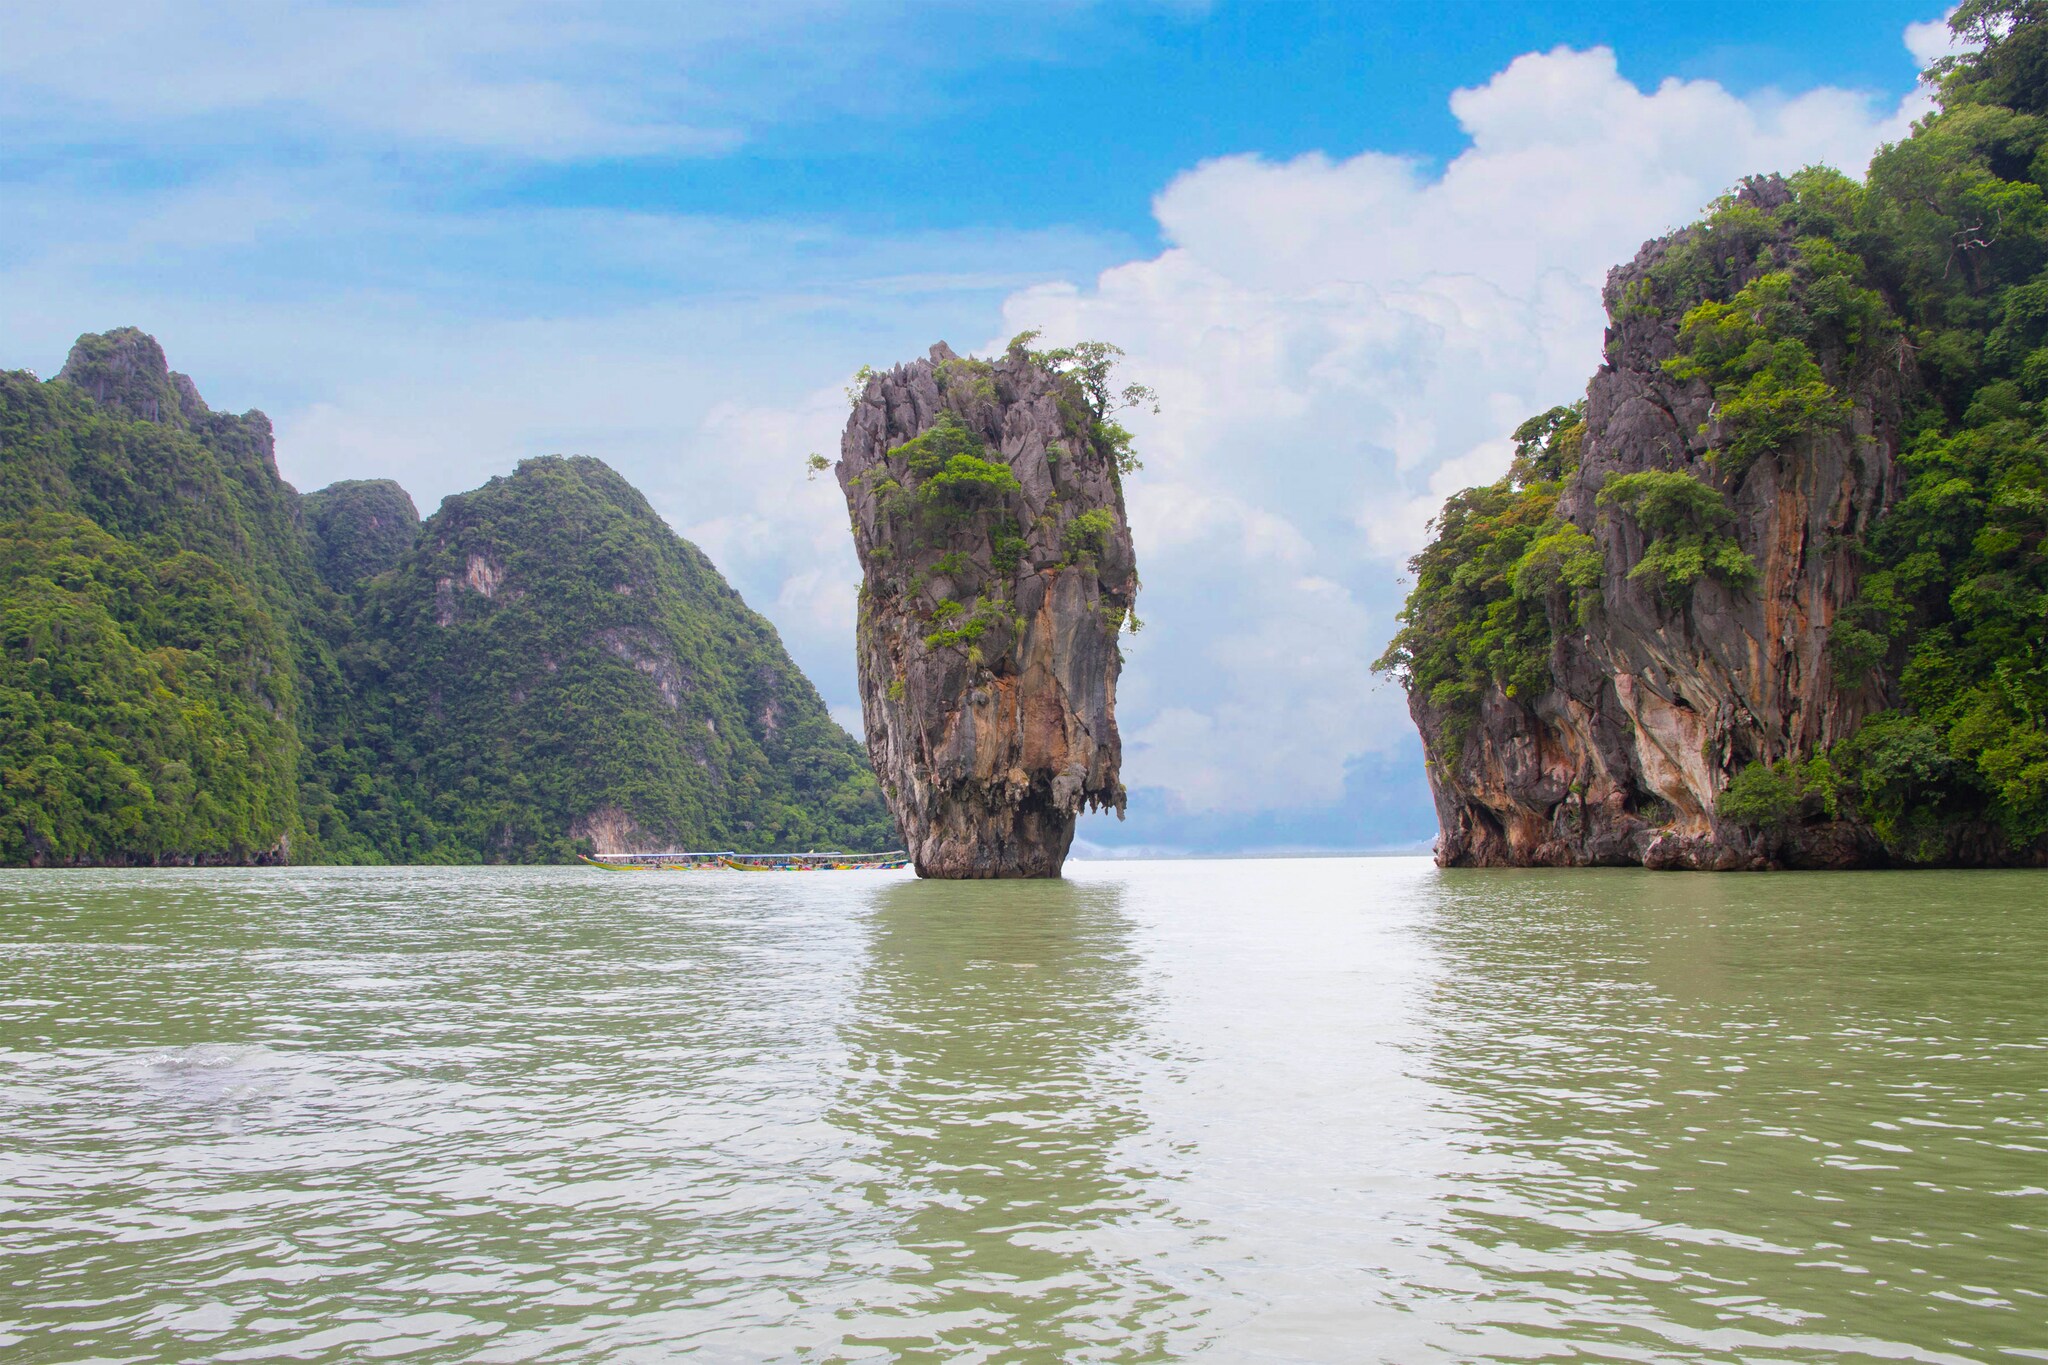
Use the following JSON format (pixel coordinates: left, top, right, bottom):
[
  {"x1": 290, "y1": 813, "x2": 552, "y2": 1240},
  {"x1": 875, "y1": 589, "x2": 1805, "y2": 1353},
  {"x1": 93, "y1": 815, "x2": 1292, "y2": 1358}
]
[{"x1": 0, "y1": 862, "x2": 2043, "y2": 1361}]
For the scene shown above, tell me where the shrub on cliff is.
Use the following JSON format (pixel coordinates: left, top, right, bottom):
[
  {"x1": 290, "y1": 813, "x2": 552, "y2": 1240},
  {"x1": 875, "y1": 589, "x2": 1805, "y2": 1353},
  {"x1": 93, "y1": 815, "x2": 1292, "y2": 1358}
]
[
  {"x1": 921, "y1": 452, "x2": 1023, "y2": 509},
  {"x1": 1374, "y1": 407, "x2": 1597, "y2": 755},
  {"x1": 1010, "y1": 333, "x2": 1156, "y2": 479},
  {"x1": 1596, "y1": 470, "x2": 1756, "y2": 600},
  {"x1": 1664, "y1": 263, "x2": 1860, "y2": 479},
  {"x1": 1716, "y1": 756, "x2": 1840, "y2": 832}
]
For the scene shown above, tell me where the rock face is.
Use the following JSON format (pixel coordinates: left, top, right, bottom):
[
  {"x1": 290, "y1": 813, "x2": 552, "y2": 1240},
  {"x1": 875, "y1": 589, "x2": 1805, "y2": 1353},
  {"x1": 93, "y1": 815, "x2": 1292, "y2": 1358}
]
[
  {"x1": 1410, "y1": 179, "x2": 1907, "y2": 870},
  {"x1": 838, "y1": 342, "x2": 1136, "y2": 877}
]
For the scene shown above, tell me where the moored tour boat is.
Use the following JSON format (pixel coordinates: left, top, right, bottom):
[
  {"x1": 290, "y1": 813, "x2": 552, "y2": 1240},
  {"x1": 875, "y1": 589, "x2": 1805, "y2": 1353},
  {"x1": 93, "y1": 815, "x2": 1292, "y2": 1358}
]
[{"x1": 579, "y1": 850, "x2": 910, "y2": 872}]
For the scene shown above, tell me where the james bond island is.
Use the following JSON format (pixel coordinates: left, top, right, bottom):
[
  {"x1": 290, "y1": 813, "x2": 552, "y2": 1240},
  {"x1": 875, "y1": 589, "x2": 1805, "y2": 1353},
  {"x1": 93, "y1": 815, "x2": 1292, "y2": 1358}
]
[
  {"x1": 837, "y1": 337, "x2": 1142, "y2": 878},
  {"x1": 1378, "y1": 27, "x2": 2048, "y2": 869}
]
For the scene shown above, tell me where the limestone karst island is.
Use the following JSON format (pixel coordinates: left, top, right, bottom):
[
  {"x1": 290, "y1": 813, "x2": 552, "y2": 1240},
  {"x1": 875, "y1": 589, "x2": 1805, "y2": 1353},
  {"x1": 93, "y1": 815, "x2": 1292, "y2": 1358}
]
[
  {"x1": 4, "y1": 4, "x2": 2047, "y2": 1361},
  {"x1": 1381, "y1": 165, "x2": 2048, "y2": 870},
  {"x1": 838, "y1": 340, "x2": 1138, "y2": 878}
]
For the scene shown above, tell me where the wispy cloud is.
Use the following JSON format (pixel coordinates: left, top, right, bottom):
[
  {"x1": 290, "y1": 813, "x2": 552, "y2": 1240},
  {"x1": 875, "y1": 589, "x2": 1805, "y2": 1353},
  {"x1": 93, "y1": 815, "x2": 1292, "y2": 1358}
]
[
  {"x1": 2, "y1": 1, "x2": 782, "y2": 157},
  {"x1": 0, "y1": 0, "x2": 1163, "y2": 161}
]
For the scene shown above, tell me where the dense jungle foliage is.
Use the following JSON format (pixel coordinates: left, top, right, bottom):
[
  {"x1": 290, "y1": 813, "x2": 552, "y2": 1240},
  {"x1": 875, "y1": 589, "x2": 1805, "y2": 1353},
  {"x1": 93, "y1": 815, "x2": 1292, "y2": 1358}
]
[
  {"x1": 300, "y1": 479, "x2": 419, "y2": 593},
  {"x1": 337, "y1": 457, "x2": 894, "y2": 862},
  {"x1": 1379, "y1": 1, "x2": 2048, "y2": 858},
  {"x1": 0, "y1": 331, "x2": 894, "y2": 864}
]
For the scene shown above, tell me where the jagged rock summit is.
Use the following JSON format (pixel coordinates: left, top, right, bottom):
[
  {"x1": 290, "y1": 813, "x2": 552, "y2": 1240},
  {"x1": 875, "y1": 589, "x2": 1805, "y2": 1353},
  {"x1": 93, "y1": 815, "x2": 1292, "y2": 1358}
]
[
  {"x1": 838, "y1": 340, "x2": 1138, "y2": 877},
  {"x1": 57, "y1": 326, "x2": 208, "y2": 427}
]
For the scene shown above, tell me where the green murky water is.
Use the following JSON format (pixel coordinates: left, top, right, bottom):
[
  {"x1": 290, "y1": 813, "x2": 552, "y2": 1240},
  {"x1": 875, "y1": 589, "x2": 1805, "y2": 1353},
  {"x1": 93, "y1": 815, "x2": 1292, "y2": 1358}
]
[{"x1": 1, "y1": 859, "x2": 2042, "y2": 1361}]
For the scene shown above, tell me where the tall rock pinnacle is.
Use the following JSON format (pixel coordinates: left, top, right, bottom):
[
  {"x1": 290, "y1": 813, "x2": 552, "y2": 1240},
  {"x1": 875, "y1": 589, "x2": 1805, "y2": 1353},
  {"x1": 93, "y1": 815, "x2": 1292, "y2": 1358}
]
[{"x1": 837, "y1": 339, "x2": 1139, "y2": 877}]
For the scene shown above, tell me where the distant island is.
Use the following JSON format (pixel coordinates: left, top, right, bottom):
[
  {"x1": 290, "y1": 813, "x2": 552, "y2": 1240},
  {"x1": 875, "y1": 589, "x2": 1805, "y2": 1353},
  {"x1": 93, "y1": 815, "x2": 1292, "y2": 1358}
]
[
  {"x1": 1377, "y1": 11, "x2": 2048, "y2": 870},
  {"x1": 0, "y1": 329, "x2": 894, "y2": 866}
]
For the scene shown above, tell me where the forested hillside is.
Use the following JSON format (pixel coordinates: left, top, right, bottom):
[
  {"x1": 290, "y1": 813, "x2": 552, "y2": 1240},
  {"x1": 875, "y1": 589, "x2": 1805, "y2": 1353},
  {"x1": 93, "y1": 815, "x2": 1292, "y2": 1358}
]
[
  {"x1": 338, "y1": 456, "x2": 893, "y2": 861},
  {"x1": 1378, "y1": 1, "x2": 2048, "y2": 868},
  {"x1": 0, "y1": 329, "x2": 893, "y2": 865}
]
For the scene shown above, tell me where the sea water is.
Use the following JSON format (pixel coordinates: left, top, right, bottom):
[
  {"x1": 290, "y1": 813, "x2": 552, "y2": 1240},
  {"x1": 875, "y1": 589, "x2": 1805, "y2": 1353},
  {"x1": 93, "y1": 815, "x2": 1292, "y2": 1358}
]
[{"x1": 1, "y1": 859, "x2": 2043, "y2": 1362}]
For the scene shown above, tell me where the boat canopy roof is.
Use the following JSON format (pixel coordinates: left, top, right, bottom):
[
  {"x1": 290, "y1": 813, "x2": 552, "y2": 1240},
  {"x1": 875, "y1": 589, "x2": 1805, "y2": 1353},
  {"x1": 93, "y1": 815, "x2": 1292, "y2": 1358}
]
[{"x1": 585, "y1": 849, "x2": 908, "y2": 865}]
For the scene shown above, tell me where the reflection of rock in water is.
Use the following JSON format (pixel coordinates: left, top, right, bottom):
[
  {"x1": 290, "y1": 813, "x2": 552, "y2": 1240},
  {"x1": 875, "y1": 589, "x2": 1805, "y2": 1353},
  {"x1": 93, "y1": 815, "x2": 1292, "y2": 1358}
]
[{"x1": 826, "y1": 878, "x2": 1194, "y2": 1357}]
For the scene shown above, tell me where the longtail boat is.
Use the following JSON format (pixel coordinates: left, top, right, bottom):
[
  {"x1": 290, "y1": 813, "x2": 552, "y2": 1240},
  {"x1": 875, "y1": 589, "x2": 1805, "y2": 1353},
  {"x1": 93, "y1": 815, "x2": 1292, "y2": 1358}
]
[{"x1": 579, "y1": 850, "x2": 910, "y2": 872}]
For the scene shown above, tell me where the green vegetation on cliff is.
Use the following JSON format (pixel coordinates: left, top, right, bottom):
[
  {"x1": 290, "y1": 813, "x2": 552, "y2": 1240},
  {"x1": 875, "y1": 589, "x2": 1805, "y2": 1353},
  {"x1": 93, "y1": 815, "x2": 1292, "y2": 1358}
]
[
  {"x1": 0, "y1": 345, "x2": 321, "y2": 864},
  {"x1": 1595, "y1": 471, "x2": 1756, "y2": 601},
  {"x1": 1380, "y1": 1, "x2": 2048, "y2": 861},
  {"x1": 1373, "y1": 406, "x2": 1598, "y2": 761},
  {"x1": 0, "y1": 511, "x2": 300, "y2": 864},
  {"x1": 0, "y1": 331, "x2": 893, "y2": 865}
]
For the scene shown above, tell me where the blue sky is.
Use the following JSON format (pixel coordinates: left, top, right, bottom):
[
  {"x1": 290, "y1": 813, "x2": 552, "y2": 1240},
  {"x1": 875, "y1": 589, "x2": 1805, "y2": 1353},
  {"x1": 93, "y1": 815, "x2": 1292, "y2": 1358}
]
[
  {"x1": 492, "y1": 1, "x2": 1943, "y2": 238},
  {"x1": 0, "y1": 0, "x2": 1951, "y2": 853}
]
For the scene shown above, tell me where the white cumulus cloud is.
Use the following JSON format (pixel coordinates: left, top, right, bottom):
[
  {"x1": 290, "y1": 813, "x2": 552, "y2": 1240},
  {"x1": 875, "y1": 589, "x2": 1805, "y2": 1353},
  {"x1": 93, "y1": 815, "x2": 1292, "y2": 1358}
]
[
  {"x1": 1904, "y1": 10, "x2": 1968, "y2": 69},
  {"x1": 998, "y1": 36, "x2": 1936, "y2": 820}
]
